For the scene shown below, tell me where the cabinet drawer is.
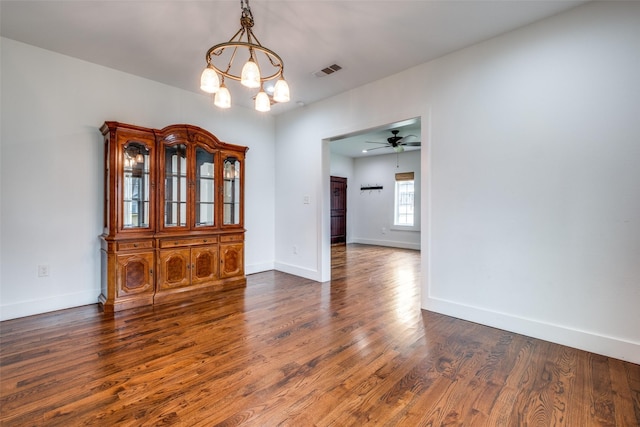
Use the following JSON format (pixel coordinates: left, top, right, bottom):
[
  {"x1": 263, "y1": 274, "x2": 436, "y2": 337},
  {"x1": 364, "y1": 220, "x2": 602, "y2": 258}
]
[
  {"x1": 117, "y1": 241, "x2": 153, "y2": 251},
  {"x1": 159, "y1": 236, "x2": 218, "y2": 248},
  {"x1": 220, "y1": 234, "x2": 243, "y2": 243}
]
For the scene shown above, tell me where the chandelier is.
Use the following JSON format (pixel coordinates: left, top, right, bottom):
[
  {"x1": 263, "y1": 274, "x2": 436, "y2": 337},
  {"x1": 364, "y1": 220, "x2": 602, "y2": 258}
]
[{"x1": 200, "y1": 0, "x2": 290, "y2": 112}]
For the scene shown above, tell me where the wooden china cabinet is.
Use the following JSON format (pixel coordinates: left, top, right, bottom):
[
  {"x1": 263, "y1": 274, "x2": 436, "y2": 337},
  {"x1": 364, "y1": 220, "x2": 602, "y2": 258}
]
[{"x1": 99, "y1": 122, "x2": 247, "y2": 312}]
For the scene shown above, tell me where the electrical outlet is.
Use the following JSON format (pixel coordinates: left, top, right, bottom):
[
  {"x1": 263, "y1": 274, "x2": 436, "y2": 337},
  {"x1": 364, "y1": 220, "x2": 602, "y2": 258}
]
[{"x1": 38, "y1": 265, "x2": 50, "y2": 277}]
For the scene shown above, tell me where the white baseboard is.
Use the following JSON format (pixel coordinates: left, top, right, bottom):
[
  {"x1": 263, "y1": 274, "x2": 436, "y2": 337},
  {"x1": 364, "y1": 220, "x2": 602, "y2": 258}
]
[
  {"x1": 351, "y1": 238, "x2": 420, "y2": 251},
  {"x1": 273, "y1": 262, "x2": 322, "y2": 282},
  {"x1": 423, "y1": 296, "x2": 640, "y2": 365},
  {"x1": 245, "y1": 261, "x2": 275, "y2": 275},
  {"x1": 0, "y1": 289, "x2": 100, "y2": 321}
]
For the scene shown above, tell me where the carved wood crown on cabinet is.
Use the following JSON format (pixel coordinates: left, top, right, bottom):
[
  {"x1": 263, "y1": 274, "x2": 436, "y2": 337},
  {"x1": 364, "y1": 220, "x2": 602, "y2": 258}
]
[{"x1": 99, "y1": 122, "x2": 248, "y2": 313}]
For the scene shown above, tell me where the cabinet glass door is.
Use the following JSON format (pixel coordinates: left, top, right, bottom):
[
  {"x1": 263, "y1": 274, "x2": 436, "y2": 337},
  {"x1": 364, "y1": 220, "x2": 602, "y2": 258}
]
[
  {"x1": 195, "y1": 147, "x2": 215, "y2": 227},
  {"x1": 123, "y1": 142, "x2": 150, "y2": 228},
  {"x1": 164, "y1": 144, "x2": 187, "y2": 227},
  {"x1": 223, "y1": 156, "x2": 241, "y2": 225}
]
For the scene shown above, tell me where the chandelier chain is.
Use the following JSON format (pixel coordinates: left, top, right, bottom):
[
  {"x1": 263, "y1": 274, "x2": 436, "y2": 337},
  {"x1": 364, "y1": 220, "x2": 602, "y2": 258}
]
[{"x1": 241, "y1": 0, "x2": 254, "y2": 30}]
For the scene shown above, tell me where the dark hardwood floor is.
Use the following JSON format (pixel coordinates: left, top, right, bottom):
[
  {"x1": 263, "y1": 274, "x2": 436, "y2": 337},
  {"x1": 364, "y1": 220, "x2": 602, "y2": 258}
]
[{"x1": 1, "y1": 244, "x2": 639, "y2": 426}]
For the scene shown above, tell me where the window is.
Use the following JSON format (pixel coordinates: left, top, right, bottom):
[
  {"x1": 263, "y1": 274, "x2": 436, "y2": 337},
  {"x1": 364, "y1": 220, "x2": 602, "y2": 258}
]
[{"x1": 394, "y1": 172, "x2": 414, "y2": 226}]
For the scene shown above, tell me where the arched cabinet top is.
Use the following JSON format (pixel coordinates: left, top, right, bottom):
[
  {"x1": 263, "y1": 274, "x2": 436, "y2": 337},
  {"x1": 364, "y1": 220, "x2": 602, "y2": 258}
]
[{"x1": 101, "y1": 122, "x2": 249, "y2": 154}]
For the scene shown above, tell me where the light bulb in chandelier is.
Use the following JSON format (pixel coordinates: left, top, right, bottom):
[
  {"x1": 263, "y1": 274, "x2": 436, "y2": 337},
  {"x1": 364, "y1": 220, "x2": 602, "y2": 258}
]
[
  {"x1": 200, "y1": 66, "x2": 220, "y2": 93},
  {"x1": 214, "y1": 83, "x2": 231, "y2": 109},
  {"x1": 241, "y1": 57, "x2": 261, "y2": 88},
  {"x1": 255, "y1": 89, "x2": 271, "y2": 112},
  {"x1": 273, "y1": 77, "x2": 290, "y2": 103}
]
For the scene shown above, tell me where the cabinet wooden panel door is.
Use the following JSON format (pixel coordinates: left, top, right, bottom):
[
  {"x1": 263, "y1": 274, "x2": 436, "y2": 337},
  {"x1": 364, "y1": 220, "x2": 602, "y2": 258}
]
[
  {"x1": 191, "y1": 246, "x2": 218, "y2": 285},
  {"x1": 158, "y1": 248, "x2": 191, "y2": 290},
  {"x1": 220, "y1": 243, "x2": 244, "y2": 278},
  {"x1": 116, "y1": 252, "x2": 154, "y2": 297},
  {"x1": 158, "y1": 245, "x2": 219, "y2": 289}
]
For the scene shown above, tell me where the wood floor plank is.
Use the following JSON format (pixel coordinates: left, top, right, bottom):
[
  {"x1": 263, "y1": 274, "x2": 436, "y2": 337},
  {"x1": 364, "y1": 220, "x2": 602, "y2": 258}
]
[
  {"x1": 609, "y1": 358, "x2": 639, "y2": 427},
  {"x1": 1, "y1": 244, "x2": 639, "y2": 426}
]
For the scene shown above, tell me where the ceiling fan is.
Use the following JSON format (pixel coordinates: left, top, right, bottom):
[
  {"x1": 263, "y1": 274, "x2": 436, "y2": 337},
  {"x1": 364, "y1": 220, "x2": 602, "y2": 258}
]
[{"x1": 364, "y1": 130, "x2": 421, "y2": 153}]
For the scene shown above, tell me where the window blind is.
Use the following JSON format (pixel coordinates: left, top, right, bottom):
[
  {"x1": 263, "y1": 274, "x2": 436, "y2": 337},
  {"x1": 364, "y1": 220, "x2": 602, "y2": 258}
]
[{"x1": 395, "y1": 172, "x2": 414, "y2": 181}]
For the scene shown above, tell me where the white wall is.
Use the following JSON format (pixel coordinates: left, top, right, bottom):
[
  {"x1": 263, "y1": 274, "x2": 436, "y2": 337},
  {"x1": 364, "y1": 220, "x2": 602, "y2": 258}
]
[
  {"x1": 275, "y1": 2, "x2": 640, "y2": 363},
  {"x1": 329, "y1": 153, "x2": 353, "y2": 180},
  {"x1": 0, "y1": 38, "x2": 276, "y2": 320},
  {"x1": 351, "y1": 151, "x2": 420, "y2": 249}
]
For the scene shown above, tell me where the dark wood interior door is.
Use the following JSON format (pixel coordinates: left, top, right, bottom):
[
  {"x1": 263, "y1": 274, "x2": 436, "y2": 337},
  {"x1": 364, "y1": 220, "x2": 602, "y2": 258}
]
[{"x1": 330, "y1": 176, "x2": 347, "y2": 245}]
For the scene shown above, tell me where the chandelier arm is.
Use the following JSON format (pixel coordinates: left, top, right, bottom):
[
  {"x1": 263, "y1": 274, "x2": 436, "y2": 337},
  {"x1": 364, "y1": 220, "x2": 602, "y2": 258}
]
[
  {"x1": 206, "y1": 27, "x2": 245, "y2": 64},
  {"x1": 244, "y1": 30, "x2": 282, "y2": 69},
  {"x1": 246, "y1": 29, "x2": 264, "y2": 48},
  {"x1": 227, "y1": 27, "x2": 245, "y2": 44},
  {"x1": 225, "y1": 45, "x2": 240, "y2": 74},
  {"x1": 265, "y1": 49, "x2": 282, "y2": 69},
  {"x1": 206, "y1": 42, "x2": 283, "y2": 82},
  {"x1": 245, "y1": 27, "x2": 254, "y2": 46}
]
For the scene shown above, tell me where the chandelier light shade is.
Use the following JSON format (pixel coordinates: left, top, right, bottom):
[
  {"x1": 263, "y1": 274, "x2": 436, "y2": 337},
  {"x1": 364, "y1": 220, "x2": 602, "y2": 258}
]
[
  {"x1": 240, "y1": 57, "x2": 261, "y2": 88},
  {"x1": 255, "y1": 89, "x2": 271, "y2": 112},
  {"x1": 201, "y1": 0, "x2": 290, "y2": 111},
  {"x1": 200, "y1": 66, "x2": 220, "y2": 93},
  {"x1": 214, "y1": 83, "x2": 232, "y2": 109},
  {"x1": 273, "y1": 78, "x2": 290, "y2": 103}
]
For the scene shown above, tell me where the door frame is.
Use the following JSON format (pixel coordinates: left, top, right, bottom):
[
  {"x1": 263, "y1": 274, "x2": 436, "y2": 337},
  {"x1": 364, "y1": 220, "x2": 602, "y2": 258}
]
[{"x1": 321, "y1": 110, "x2": 429, "y2": 283}]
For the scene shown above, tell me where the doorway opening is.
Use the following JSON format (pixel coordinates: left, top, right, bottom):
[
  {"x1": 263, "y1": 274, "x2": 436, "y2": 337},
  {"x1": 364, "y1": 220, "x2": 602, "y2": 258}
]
[{"x1": 327, "y1": 116, "x2": 422, "y2": 268}]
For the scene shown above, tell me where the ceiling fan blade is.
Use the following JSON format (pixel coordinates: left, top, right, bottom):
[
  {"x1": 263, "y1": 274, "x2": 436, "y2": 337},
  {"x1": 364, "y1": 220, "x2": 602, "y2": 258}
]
[
  {"x1": 363, "y1": 131, "x2": 420, "y2": 153},
  {"x1": 363, "y1": 145, "x2": 390, "y2": 152}
]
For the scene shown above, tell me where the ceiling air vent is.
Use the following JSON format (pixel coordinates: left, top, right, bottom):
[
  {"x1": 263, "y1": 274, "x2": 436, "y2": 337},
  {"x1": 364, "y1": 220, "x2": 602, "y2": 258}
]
[{"x1": 313, "y1": 64, "x2": 342, "y2": 78}]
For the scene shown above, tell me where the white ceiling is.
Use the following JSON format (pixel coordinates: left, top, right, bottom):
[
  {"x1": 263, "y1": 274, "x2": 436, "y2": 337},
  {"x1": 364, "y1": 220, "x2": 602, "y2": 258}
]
[
  {"x1": 330, "y1": 117, "x2": 422, "y2": 158},
  {"x1": 1, "y1": 0, "x2": 587, "y2": 157},
  {"x1": 1, "y1": 0, "x2": 586, "y2": 116}
]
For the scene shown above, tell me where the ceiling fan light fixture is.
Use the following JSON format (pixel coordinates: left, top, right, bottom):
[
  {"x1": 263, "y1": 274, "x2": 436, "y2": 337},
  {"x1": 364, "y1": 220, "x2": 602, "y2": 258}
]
[{"x1": 201, "y1": 0, "x2": 289, "y2": 111}]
